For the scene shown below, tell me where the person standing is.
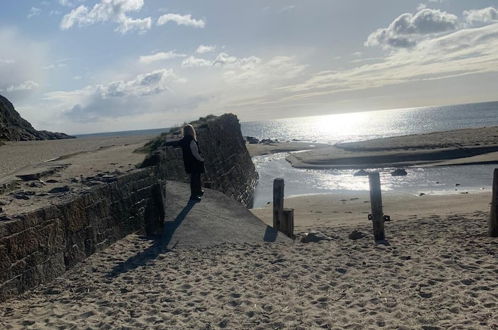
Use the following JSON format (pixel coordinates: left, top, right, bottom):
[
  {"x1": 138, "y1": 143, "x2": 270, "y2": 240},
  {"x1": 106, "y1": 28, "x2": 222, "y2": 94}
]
[{"x1": 165, "y1": 124, "x2": 205, "y2": 201}]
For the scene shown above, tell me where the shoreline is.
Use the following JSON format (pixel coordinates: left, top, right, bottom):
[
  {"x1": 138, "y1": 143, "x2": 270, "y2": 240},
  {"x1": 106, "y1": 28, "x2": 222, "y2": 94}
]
[
  {"x1": 251, "y1": 190, "x2": 492, "y2": 230},
  {"x1": 284, "y1": 126, "x2": 498, "y2": 169}
]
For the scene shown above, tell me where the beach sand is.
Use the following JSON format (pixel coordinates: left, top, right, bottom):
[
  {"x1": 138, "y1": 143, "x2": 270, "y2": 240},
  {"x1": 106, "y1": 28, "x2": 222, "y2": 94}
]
[
  {"x1": 287, "y1": 126, "x2": 498, "y2": 169},
  {"x1": 1, "y1": 132, "x2": 498, "y2": 329},
  {"x1": 247, "y1": 141, "x2": 331, "y2": 157},
  {"x1": 251, "y1": 191, "x2": 492, "y2": 230},
  {"x1": 0, "y1": 135, "x2": 153, "y2": 215},
  {"x1": 1, "y1": 192, "x2": 497, "y2": 329}
]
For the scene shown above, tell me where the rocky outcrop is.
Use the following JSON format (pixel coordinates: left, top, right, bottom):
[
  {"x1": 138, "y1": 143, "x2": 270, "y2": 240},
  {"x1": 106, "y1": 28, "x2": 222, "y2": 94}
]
[
  {"x1": 141, "y1": 114, "x2": 258, "y2": 207},
  {"x1": 0, "y1": 94, "x2": 74, "y2": 141}
]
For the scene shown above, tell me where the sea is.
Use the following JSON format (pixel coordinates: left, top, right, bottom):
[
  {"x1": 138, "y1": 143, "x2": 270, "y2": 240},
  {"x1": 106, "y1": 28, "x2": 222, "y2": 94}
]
[
  {"x1": 242, "y1": 101, "x2": 498, "y2": 208},
  {"x1": 78, "y1": 101, "x2": 498, "y2": 208}
]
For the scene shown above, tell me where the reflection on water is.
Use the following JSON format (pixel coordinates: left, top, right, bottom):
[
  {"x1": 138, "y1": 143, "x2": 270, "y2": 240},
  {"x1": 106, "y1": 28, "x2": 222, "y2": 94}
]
[
  {"x1": 252, "y1": 153, "x2": 494, "y2": 208},
  {"x1": 242, "y1": 101, "x2": 498, "y2": 144}
]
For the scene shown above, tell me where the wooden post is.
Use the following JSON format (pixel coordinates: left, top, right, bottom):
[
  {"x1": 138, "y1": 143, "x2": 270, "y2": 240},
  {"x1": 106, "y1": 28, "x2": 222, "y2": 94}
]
[
  {"x1": 281, "y1": 208, "x2": 294, "y2": 238},
  {"x1": 369, "y1": 172, "x2": 385, "y2": 241},
  {"x1": 489, "y1": 169, "x2": 498, "y2": 237},
  {"x1": 273, "y1": 178, "x2": 285, "y2": 230}
]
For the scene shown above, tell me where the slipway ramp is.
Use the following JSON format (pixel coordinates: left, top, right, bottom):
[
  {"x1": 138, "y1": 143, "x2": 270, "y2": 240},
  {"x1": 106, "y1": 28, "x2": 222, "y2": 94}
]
[{"x1": 162, "y1": 181, "x2": 291, "y2": 249}]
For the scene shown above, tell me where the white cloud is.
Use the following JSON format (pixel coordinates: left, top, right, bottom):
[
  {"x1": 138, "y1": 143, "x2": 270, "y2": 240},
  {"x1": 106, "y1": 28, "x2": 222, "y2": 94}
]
[
  {"x1": 139, "y1": 51, "x2": 186, "y2": 64},
  {"x1": 182, "y1": 56, "x2": 213, "y2": 68},
  {"x1": 0, "y1": 58, "x2": 15, "y2": 65},
  {"x1": 196, "y1": 45, "x2": 216, "y2": 54},
  {"x1": 281, "y1": 23, "x2": 498, "y2": 101},
  {"x1": 2, "y1": 81, "x2": 39, "y2": 92},
  {"x1": 464, "y1": 7, "x2": 498, "y2": 27},
  {"x1": 28, "y1": 7, "x2": 41, "y2": 19},
  {"x1": 60, "y1": 0, "x2": 152, "y2": 34},
  {"x1": 157, "y1": 14, "x2": 205, "y2": 28},
  {"x1": 279, "y1": 5, "x2": 296, "y2": 13},
  {"x1": 54, "y1": 69, "x2": 185, "y2": 122},
  {"x1": 0, "y1": 28, "x2": 47, "y2": 99},
  {"x1": 366, "y1": 8, "x2": 458, "y2": 48}
]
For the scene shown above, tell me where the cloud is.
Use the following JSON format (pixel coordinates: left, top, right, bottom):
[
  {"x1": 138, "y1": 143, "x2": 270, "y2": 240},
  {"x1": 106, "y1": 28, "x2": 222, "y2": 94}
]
[
  {"x1": 60, "y1": 0, "x2": 152, "y2": 34},
  {"x1": 182, "y1": 56, "x2": 213, "y2": 68},
  {"x1": 196, "y1": 45, "x2": 216, "y2": 54},
  {"x1": 279, "y1": 5, "x2": 296, "y2": 13},
  {"x1": 28, "y1": 7, "x2": 42, "y2": 19},
  {"x1": 464, "y1": 7, "x2": 498, "y2": 27},
  {"x1": 366, "y1": 8, "x2": 458, "y2": 48},
  {"x1": 2, "y1": 81, "x2": 39, "y2": 92},
  {"x1": 0, "y1": 28, "x2": 47, "y2": 99},
  {"x1": 139, "y1": 51, "x2": 186, "y2": 64},
  {"x1": 280, "y1": 22, "x2": 498, "y2": 102},
  {"x1": 0, "y1": 58, "x2": 15, "y2": 65},
  {"x1": 58, "y1": 69, "x2": 184, "y2": 121},
  {"x1": 157, "y1": 14, "x2": 205, "y2": 28}
]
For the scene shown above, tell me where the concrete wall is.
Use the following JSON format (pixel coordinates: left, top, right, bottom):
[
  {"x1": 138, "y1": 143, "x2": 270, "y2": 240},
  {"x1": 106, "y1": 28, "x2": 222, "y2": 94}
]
[
  {"x1": 0, "y1": 168, "x2": 165, "y2": 302},
  {"x1": 142, "y1": 114, "x2": 258, "y2": 207}
]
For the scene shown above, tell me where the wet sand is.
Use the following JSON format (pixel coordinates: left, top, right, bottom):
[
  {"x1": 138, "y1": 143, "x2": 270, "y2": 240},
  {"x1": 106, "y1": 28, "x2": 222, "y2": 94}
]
[{"x1": 287, "y1": 126, "x2": 498, "y2": 169}]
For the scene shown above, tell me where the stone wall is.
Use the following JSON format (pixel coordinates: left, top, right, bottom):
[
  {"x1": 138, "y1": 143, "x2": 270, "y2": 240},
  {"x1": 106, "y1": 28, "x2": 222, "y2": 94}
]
[
  {"x1": 142, "y1": 114, "x2": 258, "y2": 207},
  {"x1": 0, "y1": 168, "x2": 165, "y2": 302}
]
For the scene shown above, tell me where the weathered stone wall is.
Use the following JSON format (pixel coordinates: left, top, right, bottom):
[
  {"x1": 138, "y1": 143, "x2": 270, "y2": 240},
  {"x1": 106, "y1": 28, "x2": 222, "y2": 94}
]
[
  {"x1": 0, "y1": 168, "x2": 165, "y2": 302},
  {"x1": 142, "y1": 114, "x2": 258, "y2": 207}
]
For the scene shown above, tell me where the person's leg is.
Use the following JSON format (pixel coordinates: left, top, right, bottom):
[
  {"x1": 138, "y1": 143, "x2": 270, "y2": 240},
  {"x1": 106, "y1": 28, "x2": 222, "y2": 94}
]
[{"x1": 190, "y1": 172, "x2": 202, "y2": 197}]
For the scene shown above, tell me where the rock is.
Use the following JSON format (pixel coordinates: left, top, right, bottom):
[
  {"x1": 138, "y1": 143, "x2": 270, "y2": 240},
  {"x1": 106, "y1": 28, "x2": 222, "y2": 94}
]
[
  {"x1": 301, "y1": 231, "x2": 334, "y2": 243},
  {"x1": 260, "y1": 138, "x2": 276, "y2": 144},
  {"x1": 46, "y1": 179, "x2": 58, "y2": 184},
  {"x1": 353, "y1": 169, "x2": 369, "y2": 176},
  {"x1": 391, "y1": 168, "x2": 407, "y2": 176},
  {"x1": 16, "y1": 173, "x2": 42, "y2": 181},
  {"x1": 348, "y1": 230, "x2": 366, "y2": 240},
  {"x1": 11, "y1": 191, "x2": 34, "y2": 200},
  {"x1": 0, "y1": 215, "x2": 11, "y2": 221},
  {"x1": 28, "y1": 181, "x2": 44, "y2": 188},
  {"x1": 419, "y1": 193, "x2": 426, "y2": 197},
  {"x1": 100, "y1": 175, "x2": 117, "y2": 183},
  {"x1": 48, "y1": 186, "x2": 70, "y2": 194},
  {"x1": 245, "y1": 136, "x2": 259, "y2": 144},
  {"x1": 0, "y1": 94, "x2": 74, "y2": 141}
]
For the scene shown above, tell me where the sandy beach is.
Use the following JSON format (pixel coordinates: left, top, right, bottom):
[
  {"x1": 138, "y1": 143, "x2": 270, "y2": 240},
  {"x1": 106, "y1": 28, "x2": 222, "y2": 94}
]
[
  {"x1": 246, "y1": 141, "x2": 331, "y2": 157},
  {"x1": 0, "y1": 194, "x2": 496, "y2": 329},
  {"x1": 287, "y1": 126, "x2": 498, "y2": 169},
  {"x1": 0, "y1": 130, "x2": 497, "y2": 329},
  {"x1": 0, "y1": 135, "x2": 153, "y2": 215}
]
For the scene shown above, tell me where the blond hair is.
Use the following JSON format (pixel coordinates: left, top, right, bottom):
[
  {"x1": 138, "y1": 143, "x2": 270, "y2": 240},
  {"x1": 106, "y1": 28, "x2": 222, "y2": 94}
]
[{"x1": 183, "y1": 124, "x2": 197, "y2": 140}]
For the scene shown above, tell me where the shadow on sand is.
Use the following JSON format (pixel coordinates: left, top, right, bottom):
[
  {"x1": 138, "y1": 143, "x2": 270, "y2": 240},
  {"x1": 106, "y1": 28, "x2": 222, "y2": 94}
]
[{"x1": 106, "y1": 199, "x2": 198, "y2": 278}]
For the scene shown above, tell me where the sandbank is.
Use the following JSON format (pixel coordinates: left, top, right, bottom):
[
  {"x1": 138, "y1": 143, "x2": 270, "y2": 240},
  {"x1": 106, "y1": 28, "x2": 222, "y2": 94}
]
[
  {"x1": 287, "y1": 126, "x2": 498, "y2": 169},
  {"x1": 247, "y1": 141, "x2": 331, "y2": 157}
]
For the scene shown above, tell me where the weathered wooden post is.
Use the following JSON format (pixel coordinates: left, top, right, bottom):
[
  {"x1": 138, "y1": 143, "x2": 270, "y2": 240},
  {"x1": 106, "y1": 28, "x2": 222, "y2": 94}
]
[
  {"x1": 281, "y1": 208, "x2": 295, "y2": 238},
  {"x1": 368, "y1": 172, "x2": 385, "y2": 241},
  {"x1": 489, "y1": 169, "x2": 498, "y2": 237},
  {"x1": 273, "y1": 178, "x2": 285, "y2": 230}
]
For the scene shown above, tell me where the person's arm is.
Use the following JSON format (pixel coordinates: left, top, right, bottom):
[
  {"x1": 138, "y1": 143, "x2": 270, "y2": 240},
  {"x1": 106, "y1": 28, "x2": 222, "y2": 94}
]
[
  {"x1": 164, "y1": 139, "x2": 181, "y2": 147},
  {"x1": 190, "y1": 140, "x2": 204, "y2": 162}
]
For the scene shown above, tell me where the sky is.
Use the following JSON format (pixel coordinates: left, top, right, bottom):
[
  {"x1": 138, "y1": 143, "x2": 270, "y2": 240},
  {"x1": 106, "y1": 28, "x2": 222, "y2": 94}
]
[{"x1": 1, "y1": 0, "x2": 498, "y2": 134}]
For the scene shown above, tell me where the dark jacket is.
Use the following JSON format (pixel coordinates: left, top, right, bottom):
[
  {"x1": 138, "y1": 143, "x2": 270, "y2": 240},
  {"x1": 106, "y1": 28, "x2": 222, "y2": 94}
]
[{"x1": 165, "y1": 135, "x2": 205, "y2": 174}]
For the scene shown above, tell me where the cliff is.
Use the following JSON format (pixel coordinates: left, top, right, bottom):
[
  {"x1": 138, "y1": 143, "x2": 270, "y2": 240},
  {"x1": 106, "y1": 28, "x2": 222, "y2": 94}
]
[
  {"x1": 0, "y1": 94, "x2": 74, "y2": 141},
  {"x1": 141, "y1": 114, "x2": 258, "y2": 207}
]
